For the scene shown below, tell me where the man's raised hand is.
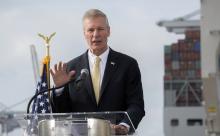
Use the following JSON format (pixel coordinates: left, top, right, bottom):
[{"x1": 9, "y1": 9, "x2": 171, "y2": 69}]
[{"x1": 50, "y1": 62, "x2": 76, "y2": 87}]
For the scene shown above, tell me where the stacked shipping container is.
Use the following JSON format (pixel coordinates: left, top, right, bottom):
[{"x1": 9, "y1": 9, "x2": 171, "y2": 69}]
[
  {"x1": 164, "y1": 30, "x2": 202, "y2": 106},
  {"x1": 164, "y1": 30, "x2": 201, "y2": 80}
]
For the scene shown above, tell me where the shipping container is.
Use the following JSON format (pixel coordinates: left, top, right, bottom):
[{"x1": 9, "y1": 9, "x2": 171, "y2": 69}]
[{"x1": 164, "y1": 30, "x2": 202, "y2": 107}]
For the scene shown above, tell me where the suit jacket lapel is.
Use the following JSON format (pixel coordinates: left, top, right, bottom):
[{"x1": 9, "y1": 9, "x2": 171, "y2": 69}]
[
  {"x1": 81, "y1": 51, "x2": 97, "y2": 105},
  {"x1": 99, "y1": 49, "x2": 118, "y2": 100}
]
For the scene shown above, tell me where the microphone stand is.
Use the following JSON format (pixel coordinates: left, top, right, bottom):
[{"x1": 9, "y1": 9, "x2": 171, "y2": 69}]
[{"x1": 26, "y1": 79, "x2": 76, "y2": 114}]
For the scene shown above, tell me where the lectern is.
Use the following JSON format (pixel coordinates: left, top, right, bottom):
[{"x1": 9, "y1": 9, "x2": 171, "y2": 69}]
[{"x1": 15, "y1": 111, "x2": 136, "y2": 136}]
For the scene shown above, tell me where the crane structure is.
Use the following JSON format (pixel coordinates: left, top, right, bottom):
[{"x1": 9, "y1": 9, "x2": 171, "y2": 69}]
[
  {"x1": 201, "y1": 0, "x2": 220, "y2": 135},
  {"x1": 157, "y1": 10, "x2": 200, "y2": 34}
]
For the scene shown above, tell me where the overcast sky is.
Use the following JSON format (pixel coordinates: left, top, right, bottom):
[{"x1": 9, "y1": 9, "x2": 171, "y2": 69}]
[{"x1": 0, "y1": 0, "x2": 200, "y2": 135}]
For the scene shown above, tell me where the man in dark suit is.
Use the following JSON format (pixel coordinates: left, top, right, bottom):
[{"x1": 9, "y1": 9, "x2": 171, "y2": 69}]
[{"x1": 50, "y1": 9, "x2": 145, "y2": 135}]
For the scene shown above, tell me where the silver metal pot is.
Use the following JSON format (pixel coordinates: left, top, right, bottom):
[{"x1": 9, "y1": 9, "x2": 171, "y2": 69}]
[
  {"x1": 38, "y1": 119, "x2": 55, "y2": 136},
  {"x1": 87, "y1": 118, "x2": 111, "y2": 136}
]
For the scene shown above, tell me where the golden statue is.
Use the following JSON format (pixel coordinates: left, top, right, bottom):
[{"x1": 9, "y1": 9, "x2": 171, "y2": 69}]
[{"x1": 38, "y1": 32, "x2": 56, "y2": 45}]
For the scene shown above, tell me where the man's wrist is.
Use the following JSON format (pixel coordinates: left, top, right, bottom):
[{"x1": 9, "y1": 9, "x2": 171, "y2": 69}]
[
  {"x1": 54, "y1": 87, "x2": 64, "y2": 96},
  {"x1": 119, "y1": 122, "x2": 130, "y2": 132}
]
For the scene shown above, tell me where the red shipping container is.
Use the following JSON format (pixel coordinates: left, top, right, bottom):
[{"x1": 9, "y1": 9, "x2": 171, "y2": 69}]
[
  {"x1": 164, "y1": 75, "x2": 172, "y2": 80},
  {"x1": 165, "y1": 62, "x2": 172, "y2": 70},
  {"x1": 179, "y1": 53, "x2": 184, "y2": 61},
  {"x1": 182, "y1": 53, "x2": 187, "y2": 61},
  {"x1": 188, "y1": 61, "x2": 195, "y2": 69},
  {"x1": 192, "y1": 30, "x2": 200, "y2": 39},
  {"x1": 185, "y1": 43, "x2": 191, "y2": 52},
  {"x1": 195, "y1": 52, "x2": 200, "y2": 60},
  {"x1": 196, "y1": 69, "x2": 201, "y2": 78},
  {"x1": 185, "y1": 30, "x2": 200, "y2": 40},
  {"x1": 179, "y1": 43, "x2": 184, "y2": 52},
  {"x1": 187, "y1": 52, "x2": 191, "y2": 60},
  {"x1": 172, "y1": 70, "x2": 180, "y2": 78},
  {"x1": 185, "y1": 30, "x2": 192, "y2": 39},
  {"x1": 180, "y1": 70, "x2": 187, "y2": 79},
  {"x1": 165, "y1": 54, "x2": 171, "y2": 62}
]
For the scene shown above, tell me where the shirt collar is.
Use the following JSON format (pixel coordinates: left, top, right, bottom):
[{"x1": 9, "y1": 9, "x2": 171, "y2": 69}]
[{"x1": 88, "y1": 47, "x2": 110, "y2": 63}]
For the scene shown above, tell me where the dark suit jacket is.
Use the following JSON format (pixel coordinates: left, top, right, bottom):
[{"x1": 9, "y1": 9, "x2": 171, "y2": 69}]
[{"x1": 52, "y1": 48, "x2": 145, "y2": 129}]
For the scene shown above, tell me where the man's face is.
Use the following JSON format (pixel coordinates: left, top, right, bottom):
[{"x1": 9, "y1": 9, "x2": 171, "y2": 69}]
[{"x1": 83, "y1": 17, "x2": 110, "y2": 55}]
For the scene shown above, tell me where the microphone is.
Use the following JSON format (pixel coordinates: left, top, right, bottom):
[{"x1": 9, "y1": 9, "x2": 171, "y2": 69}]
[
  {"x1": 26, "y1": 68, "x2": 89, "y2": 114},
  {"x1": 74, "y1": 69, "x2": 89, "y2": 90}
]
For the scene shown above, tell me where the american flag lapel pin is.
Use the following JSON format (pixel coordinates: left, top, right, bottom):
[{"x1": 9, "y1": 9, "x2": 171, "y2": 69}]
[{"x1": 111, "y1": 61, "x2": 116, "y2": 66}]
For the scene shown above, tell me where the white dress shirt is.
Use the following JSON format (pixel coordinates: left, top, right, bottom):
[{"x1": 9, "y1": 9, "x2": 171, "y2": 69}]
[{"x1": 88, "y1": 47, "x2": 109, "y2": 86}]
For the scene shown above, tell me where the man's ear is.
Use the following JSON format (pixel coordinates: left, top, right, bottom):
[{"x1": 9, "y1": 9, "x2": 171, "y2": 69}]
[
  {"x1": 83, "y1": 28, "x2": 86, "y2": 36},
  {"x1": 107, "y1": 26, "x2": 111, "y2": 37}
]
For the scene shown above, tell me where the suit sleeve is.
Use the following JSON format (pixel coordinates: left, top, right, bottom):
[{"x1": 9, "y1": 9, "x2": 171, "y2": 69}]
[
  {"x1": 51, "y1": 60, "x2": 76, "y2": 113},
  {"x1": 51, "y1": 85, "x2": 72, "y2": 113},
  {"x1": 125, "y1": 59, "x2": 145, "y2": 129}
]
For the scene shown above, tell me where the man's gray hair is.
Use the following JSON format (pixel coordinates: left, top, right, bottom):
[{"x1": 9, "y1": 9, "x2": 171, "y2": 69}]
[{"x1": 82, "y1": 9, "x2": 109, "y2": 27}]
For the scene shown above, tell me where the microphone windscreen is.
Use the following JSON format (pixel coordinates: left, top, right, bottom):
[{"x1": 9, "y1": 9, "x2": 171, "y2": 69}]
[{"x1": 81, "y1": 68, "x2": 89, "y2": 75}]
